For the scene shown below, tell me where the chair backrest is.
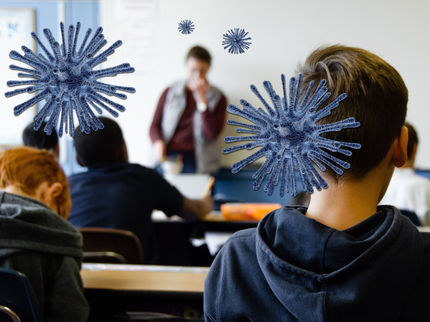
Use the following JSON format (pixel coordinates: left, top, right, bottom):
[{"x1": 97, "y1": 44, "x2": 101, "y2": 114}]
[
  {"x1": 0, "y1": 268, "x2": 43, "y2": 322},
  {"x1": 79, "y1": 227, "x2": 144, "y2": 264}
]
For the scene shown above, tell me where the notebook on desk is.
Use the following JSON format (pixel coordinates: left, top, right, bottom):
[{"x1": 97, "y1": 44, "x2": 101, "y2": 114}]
[{"x1": 163, "y1": 174, "x2": 214, "y2": 199}]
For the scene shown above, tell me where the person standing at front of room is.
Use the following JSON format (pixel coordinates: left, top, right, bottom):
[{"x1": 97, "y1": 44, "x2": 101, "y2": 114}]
[{"x1": 149, "y1": 46, "x2": 227, "y2": 174}]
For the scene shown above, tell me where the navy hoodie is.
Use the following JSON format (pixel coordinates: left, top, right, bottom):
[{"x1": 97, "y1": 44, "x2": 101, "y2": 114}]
[{"x1": 204, "y1": 206, "x2": 430, "y2": 321}]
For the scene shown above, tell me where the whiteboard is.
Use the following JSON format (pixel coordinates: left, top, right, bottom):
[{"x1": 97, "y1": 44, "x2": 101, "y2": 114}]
[
  {"x1": 101, "y1": 0, "x2": 430, "y2": 169},
  {"x1": 0, "y1": 8, "x2": 35, "y2": 147}
]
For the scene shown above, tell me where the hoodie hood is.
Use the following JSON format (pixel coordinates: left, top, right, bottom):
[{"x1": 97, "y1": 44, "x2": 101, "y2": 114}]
[
  {"x1": 0, "y1": 191, "x2": 82, "y2": 259},
  {"x1": 256, "y1": 206, "x2": 423, "y2": 322}
]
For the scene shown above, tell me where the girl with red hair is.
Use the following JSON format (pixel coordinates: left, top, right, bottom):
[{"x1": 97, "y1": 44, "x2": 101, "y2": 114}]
[{"x1": 0, "y1": 147, "x2": 88, "y2": 321}]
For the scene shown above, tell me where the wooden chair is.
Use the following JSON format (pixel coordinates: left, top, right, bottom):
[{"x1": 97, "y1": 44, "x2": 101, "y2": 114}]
[
  {"x1": 0, "y1": 268, "x2": 43, "y2": 322},
  {"x1": 79, "y1": 227, "x2": 144, "y2": 264}
]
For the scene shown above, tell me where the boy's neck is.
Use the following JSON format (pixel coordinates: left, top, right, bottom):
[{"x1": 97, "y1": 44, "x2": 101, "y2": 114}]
[{"x1": 306, "y1": 167, "x2": 392, "y2": 231}]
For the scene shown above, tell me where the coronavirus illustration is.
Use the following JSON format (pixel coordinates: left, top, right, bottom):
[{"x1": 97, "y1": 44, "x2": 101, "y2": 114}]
[
  {"x1": 224, "y1": 74, "x2": 361, "y2": 196},
  {"x1": 222, "y1": 28, "x2": 251, "y2": 54},
  {"x1": 5, "y1": 22, "x2": 135, "y2": 136},
  {"x1": 178, "y1": 19, "x2": 195, "y2": 35}
]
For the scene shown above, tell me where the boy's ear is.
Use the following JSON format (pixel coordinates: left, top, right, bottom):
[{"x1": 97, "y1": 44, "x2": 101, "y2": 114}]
[
  {"x1": 48, "y1": 182, "x2": 63, "y2": 199},
  {"x1": 392, "y1": 125, "x2": 408, "y2": 167}
]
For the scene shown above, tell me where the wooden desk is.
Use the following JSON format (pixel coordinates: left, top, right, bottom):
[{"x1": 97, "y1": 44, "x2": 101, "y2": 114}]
[
  {"x1": 82, "y1": 263, "x2": 208, "y2": 292},
  {"x1": 82, "y1": 264, "x2": 209, "y2": 321}
]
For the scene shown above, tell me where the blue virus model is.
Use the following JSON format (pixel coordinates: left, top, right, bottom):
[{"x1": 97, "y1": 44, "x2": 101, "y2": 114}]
[
  {"x1": 178, "y1": 19, "x2": 195, "y2": 35},
  {"x1": 222, "y1": 28, "x2": 252, "y2": 54},
  {"x1": 5, "y1": 22, "x2": 135, "y2": 137},
  {"x1": 224, "y1": 74, "x2": 361, "y2": 197}
]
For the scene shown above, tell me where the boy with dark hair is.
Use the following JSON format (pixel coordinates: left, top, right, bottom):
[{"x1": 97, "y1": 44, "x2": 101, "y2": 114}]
[
  {"x1": 381, "y1": 122, "x2": 430, "y2": 225},
  {"x1": 73, "y1": 117, "x2": 127, "y2": 166},
  {"x1": 204, "y1": 45, "x2": 430, "y2": 321},
  {"x1": 68, "y1": 117, "x2": 212, "y2": 264},
  {"x1": 22, "y1": 121, "x2": 59, "y2": 159}
]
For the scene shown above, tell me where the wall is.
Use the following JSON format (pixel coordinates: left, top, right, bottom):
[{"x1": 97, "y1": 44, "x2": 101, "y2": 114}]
[
  {"x1": 0, "y1": 0, "x2": 99, "y2": 174},
  {"x1": 101, "y1": 0, "x2": 430, "y2": 169},
  {"x1": 2, "y1": 0, "x2": 430, "y2": 170}
]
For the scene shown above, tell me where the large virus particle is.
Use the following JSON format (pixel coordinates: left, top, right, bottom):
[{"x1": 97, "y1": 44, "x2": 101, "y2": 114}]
[
  {"x1": 178, "y1": 19, "x2": 195, "y2": 35},
  {"x1": 5, "y1": 22, "x2": 135, "y2": 136},
  {"x1": 222, "y1": 28, "x2": 252, "y2": 54},
  {"x1": 224, "y1": 74, "x2": 361, "y2": 197}
]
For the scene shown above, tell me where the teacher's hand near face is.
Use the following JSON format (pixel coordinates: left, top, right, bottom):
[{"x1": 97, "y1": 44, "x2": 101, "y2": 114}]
[
  {"x1": 190, "y1": 77, "x2": 210, "y2": 104},
  {"x1": 188, "y1": 76, "x2": 209, "y2": 113},
  {"x1": 153, "y1": 140, "x2": 166, "y2": 163}
]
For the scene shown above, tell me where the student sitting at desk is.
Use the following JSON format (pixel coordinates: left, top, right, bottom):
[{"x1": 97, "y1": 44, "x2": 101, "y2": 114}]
[
  {"x1": 22, "y1": 121, "x2": 60, "y2": 159},
  {"x1": 0, "y1": 147, "x2": 88, "y2": 322},
  {"x1": 380, "y1": 122, "x2": 430, "y2": 225},
  {"x1": 68, "y1": 117, "x2": 213, "y2": 264},
  {"x1": 204, "y1": 45, "x2": 430, "y2": 321}
]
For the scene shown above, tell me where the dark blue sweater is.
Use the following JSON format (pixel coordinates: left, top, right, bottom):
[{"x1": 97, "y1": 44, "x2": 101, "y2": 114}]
[
  {"x1": 68, "y1": 162, "x2": 184, "y2": 263},
  {"x1": 204, "y1": 206, "x2": 430, "y2": 321}
]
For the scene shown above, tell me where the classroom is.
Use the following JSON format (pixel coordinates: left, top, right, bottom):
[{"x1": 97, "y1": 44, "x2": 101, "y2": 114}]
[{"x1": 0, "y1": 0, "x2": 430, "y2": 321}]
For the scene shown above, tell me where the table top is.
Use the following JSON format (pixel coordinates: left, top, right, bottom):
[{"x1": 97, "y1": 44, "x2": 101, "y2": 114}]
[
  {"x1": 81, "y1": 263, "x2": 209, "y2": 293},
  {"x1": 418, "y1": 226, "x2": 430, "y2": 233},
  {"x1": 152, "y1": 210, "x2": 258, "y2": 223}
]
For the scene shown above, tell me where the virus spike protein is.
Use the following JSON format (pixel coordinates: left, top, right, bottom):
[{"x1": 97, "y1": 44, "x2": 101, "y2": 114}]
[
  {"x1": 223, "y1": 74, "x2": 361, "y2": 197},
  {"x1": 222, "y1": 28, "x2": 252, "y2": 54},
  {"x1": 5, "y1": 22, "x2": 136, "y2": 136},
  {"x1": 178, "y1": 20, "x2": 195, "y2": 35}
]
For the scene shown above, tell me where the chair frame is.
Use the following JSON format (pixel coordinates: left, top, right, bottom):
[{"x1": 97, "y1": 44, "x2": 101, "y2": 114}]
[
  {"x1": 79, "y1": 227, "x2": 144, "y2": 264},
  {"x1": 0, "y1": 305, "x2": 20, "y2": 322},
  {"x1": 0, "y1": 268, "x2": 43, "y2": 322}
]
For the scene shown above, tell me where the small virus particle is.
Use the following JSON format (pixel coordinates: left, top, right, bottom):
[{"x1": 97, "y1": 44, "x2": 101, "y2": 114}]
[
  {"x1": 5, "y1": 22, "x2": 135, "y2": 137},
  {"x1": 222, "y1": 28, "x2": 252, "y2": 54},
  {"x1": 178, "y1": 19, "x2": 195, "y2": 35},
  {"x1": 224, "y1": 74, "x2": 361, "y2": 197}
]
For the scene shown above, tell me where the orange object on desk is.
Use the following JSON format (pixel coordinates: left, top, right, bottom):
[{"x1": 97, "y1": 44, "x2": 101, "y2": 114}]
[{"x1": 221, "y1": 203, "x2": 282, "y2": 221}]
